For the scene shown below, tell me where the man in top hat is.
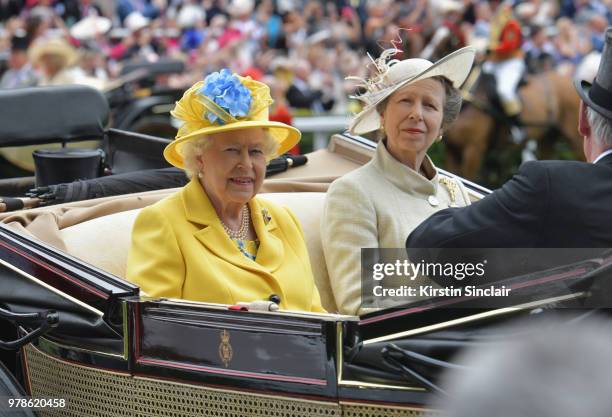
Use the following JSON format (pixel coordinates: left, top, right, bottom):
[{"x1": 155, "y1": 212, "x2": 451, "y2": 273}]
[
  {"x1": 406, "y1": 27, "x2": 612, "y2": 249},
  {"x1": 0, "y1": 32, "x2": 38, "y2": 89}
]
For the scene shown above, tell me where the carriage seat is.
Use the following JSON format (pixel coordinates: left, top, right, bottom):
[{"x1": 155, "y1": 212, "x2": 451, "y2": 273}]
[{"x1": 59, "y1": 192, "x2": 338, "y2": 312}]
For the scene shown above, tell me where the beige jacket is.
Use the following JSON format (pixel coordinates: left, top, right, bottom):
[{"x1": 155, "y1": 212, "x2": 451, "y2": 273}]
[{"x1": 321, "y1": 142, "x2": 471, "y2": 315}]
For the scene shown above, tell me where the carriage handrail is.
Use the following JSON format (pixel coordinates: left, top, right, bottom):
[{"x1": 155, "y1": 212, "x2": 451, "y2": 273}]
[{"x1": 293, "y1": 115, "x2": 350, "y2": 149}]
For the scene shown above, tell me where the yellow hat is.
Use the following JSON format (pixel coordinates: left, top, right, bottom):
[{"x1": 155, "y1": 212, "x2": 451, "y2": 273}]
[{"x1": 164, "y1": 69, "x2": 301, "y2": 168}]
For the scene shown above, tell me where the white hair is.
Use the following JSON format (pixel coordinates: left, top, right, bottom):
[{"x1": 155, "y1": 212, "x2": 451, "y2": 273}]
[
  {"x1": 586, "y1": 106, "x2": 612, "y2": 147},
  {"x1": 180, "y1": 131, "x2": 280, "y2": 178},
  {"x1": 181, "y1": 136, "x2": 214, "y2": 179}
]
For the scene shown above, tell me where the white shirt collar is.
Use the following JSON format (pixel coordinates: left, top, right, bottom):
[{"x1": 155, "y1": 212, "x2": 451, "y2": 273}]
[{"x1": 593, "y1": 149, "x2": 612, "y2": 164}]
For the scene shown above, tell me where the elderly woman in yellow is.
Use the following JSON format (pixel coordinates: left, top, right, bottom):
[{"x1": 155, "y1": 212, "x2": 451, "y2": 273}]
[
  {"x1": 321, "y1": 47, "x2": 476, "y2": 315},
  {"x1": 127, "y1": 69, "x2": 325, "y2": 312}
]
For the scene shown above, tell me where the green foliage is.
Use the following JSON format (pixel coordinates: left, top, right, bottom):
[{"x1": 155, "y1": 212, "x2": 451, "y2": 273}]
[
  {"x1": 300, "y1": 132, "x2": 314, "y2": 154},
  {"x1": 427, "y1": 140, "x2": 447, "y2": 167}
]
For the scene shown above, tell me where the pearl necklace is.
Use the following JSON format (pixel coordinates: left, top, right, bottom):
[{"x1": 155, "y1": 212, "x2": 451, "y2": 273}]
[{"x1": 221, "y1": 205, "x2": 250, "y2": 240}]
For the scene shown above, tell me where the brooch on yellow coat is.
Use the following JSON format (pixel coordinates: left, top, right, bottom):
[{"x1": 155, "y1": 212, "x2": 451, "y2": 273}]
[{"x1": 262, "y1": 208, "x2": 272, "y2": 225}]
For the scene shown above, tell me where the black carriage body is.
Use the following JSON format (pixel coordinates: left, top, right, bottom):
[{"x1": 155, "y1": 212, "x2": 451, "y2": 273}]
[
  {"x1": 3, "y1": 222, "x2": 609, "y2": 416},
  {"x1": 0, "y1": 223, "x2": 437, "y2": 415},
  {"x1": 128, "y1": 299, "x2": 340, "y2": 398}
]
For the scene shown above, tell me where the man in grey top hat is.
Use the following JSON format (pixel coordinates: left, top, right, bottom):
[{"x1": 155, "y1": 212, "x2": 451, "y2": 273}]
[{"x1": 406, "y1": 27, "x2": 612, "y2": 249}]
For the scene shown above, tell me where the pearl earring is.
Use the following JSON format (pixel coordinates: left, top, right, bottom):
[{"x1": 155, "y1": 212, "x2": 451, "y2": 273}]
[{"x1": 379, "y1": 124, "x2": 386, "y2": 137}]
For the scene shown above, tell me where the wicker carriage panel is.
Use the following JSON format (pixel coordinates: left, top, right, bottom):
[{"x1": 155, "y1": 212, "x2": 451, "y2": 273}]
[
  {"x1": 24, "y1": 344, "x2": 342, "y2": 417},
  {"x1": 341, "y1": 403, "x2": 433, "y2": 417},
  {"x1": 25, "y1": 344, "x2": 135, "y2": 417},
  {"x1": 25, "y1": 345, "x2": 435, "y2": 417},
  {"x1": 130, "y1": 377, "x2": 341, "y2": 417}
]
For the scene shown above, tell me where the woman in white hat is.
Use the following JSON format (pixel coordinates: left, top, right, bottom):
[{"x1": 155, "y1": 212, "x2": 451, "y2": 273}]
[
  {"x1": 127, "y1": 69, "x2": 325, "y2": 313},
  {"x1": 321, "y1": 47, "x2": 476, "y2": 315}
]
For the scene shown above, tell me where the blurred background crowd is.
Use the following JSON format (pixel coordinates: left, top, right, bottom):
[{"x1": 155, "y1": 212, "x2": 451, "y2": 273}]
[
  {"x1": 0, "y1": 0, "x2": 610, "y2": 184},
  {"x1": 1, "y1": 0, "x2": 610, "y2": 111}
]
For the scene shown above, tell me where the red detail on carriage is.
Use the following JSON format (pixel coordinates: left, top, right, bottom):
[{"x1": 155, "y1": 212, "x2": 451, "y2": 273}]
[
  {"x1": 228, "y1": 305, "x2": 249, "y2": 311},
  {"x1": 0, "y1": 240, "x2": 107, "y2": 299},
  {"x1": 509, "y1": 268, "x2": 588, "y2": 290},
  {"x1": 137, "y1": 357, "x2": 328, "y2": 386}
]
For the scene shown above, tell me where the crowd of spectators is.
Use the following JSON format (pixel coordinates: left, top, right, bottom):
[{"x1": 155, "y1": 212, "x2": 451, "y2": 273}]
[{"x1": 0, "y1": 0, "x2": 610, "y2": 116}]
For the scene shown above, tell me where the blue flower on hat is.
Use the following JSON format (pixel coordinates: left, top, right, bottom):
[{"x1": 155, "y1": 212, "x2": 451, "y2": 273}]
[{"x1": 199, "y1": 69, "x2": 252, "y2": 125}]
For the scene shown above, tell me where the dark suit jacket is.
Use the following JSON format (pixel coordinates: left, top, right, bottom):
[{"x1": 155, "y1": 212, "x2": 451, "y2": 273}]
[{"x1": 406, "y1": 153, "x2": 612, "y2": 249}]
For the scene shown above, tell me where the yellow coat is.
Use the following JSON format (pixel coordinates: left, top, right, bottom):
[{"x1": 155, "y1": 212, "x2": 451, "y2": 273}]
[{"x1": 126, "y1": 178, "x2": 325, "y2": 312}]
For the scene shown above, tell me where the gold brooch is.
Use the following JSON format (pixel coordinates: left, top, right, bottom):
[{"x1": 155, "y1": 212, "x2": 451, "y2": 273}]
[
  {"x1": 439, "y1": 177, "x2": 458, "y2": 207},
  {"x1": 262, "y1": 208, "x2": 272, "y2": 225}
]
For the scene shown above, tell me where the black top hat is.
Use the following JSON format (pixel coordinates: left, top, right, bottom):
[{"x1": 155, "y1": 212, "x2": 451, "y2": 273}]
[{"x1": 575, "y1": 27, "x2": 612, "y2": 120}]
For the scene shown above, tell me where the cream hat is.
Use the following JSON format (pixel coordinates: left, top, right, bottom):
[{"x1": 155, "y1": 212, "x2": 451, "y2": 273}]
[
  {"x1": 125, "y1": 12, "x2": 149, "y2": 32},
  {"x1": 437, "y1": 0, "x2": 464, "y2": 14},
  {"x1": 177, "y1": 4, "x2": 206, "y2": 28},
  {"x1": 349, "y1": 46, "x2": 476, "y2": 135},
  {"x1": 229, "y1": 0, "x2": 254, "y2": 16},
  {"x1": 29, "y1": 38, "x2": 78, "y2": 68},
  {"x1": 70, "y1": 15, "x2": 112, "y2": 40}
]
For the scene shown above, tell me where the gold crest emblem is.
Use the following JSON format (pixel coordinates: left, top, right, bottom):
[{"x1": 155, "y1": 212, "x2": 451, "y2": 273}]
[{"x1": 218, "y1": 330, "x2": 233, "y2": 367}]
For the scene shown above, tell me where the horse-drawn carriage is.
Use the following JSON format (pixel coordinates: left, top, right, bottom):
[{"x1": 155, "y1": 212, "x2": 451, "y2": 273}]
[{"x1": 0, "y1": 85, "x2": 610, "y2": 417}]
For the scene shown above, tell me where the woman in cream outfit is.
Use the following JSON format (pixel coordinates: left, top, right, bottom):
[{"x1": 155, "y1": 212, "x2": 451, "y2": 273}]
[{"x1": 322, "y1": 47, "x2": 476, "y2": 315}]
